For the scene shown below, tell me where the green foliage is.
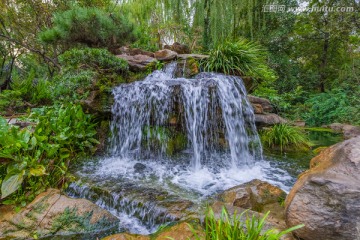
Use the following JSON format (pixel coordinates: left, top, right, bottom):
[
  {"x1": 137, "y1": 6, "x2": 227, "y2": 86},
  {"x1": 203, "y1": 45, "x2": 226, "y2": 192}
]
[
  {"x1": 303, "y1": 88, "x2": 360, "y2": 126},
  {"x1": 202, "y1": 39, "x2": 276, "y2": 84},
  {"x1": 260, "y1": 124, "x2": 311, "y2": 153},
  {"x1": 0, "y1": 67, "x2": 53, "y2": 113},
  {"x1": 191, "y1": 207, "x2": 303, "y2": 240},
  {"x1": 11, "y1": 69, "x2": 53, "y2": 105},
  {"x1": 254, "y1": 86, "x2": 307, "y2": 120},
  {"x1": 0, "y1": 104, "x2": 99, "y2": 204},
  {"x1": 39, "y1": 6, "x2": 137, "y2": 49},
  {"x1": 0, "y1": 90, "x2": 23, "y2": 114},
  {"x1": 51, "y1": 48, "x2": 128, "y2": 102},
  {"x1": 51, "y1": 70, "x2": 95, "y2": 102},
  {"x1": 59, "y1": 48, "x2": 128, "y2": 73}
]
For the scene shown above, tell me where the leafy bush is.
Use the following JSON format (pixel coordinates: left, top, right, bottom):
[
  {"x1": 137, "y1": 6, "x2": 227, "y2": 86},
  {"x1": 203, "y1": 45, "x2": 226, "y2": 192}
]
[
  {"x1": 51, "y1": 70, "x2": 95, "y2": 102},
  {"x1": 52, "y1": 48, "x2": 128, "y2": 102},
  {"x1": 0, "y1": 90, "x2": 23, "y2": 114},
  {"x1": 39, "y1": 6, "x2": 137, "y2": 49},
  {"x1": 254, "y1": 85, "x2": 307, "y2": 120},
  {"x1": 0, "y1": 104, "x2": 99, "y2": 205},
  {"x1": 59, "y1": 48, "x2": 128, "y2": 73},
  {"x1": 0, "y1": 71, "x2": 52, "y2": 114},
  {"x1": 11, "y1": 69, "x2": 52, "y2": 105},
  {"x1": 260, "y1": 124, "x2": 311, "y2": 152},
  {"x1": 202, "y1": 39, "x2": 276, "y2": 83},
  {"x1": 303, "y1": 88, "x2": 360, "y2": 126},
  {"x1": 192, "y1": 207, "x2": 303, "y2": 240}
]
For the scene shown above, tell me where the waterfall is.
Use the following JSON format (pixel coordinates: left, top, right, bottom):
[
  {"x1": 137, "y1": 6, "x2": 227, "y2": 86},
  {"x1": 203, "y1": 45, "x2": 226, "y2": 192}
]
[
  {"x1": 110, "y1": 63, "x2": 262, "y2": 170},
  {"x1": 68, "y1": 63, "x2": 294, "y2": 235}
]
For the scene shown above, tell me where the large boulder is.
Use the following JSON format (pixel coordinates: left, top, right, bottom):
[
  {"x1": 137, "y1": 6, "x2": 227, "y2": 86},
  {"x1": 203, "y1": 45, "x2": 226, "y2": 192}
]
[
  {"x1": 325, "y1": 123, "x2": 360, "y2": 139},
  {"x1": 213, "y1": 179, "x2": 287, "y2": 221},
  {"x1": 154, "y1": 49, "x2": 178, "y2": 61},
  {"x1": 0, "y1": 188, "x2": 119, "y2": 239},
  {"x1": 116, "y1": 54, "x2": 157, "y2": 71},
  {"x1": 248, "y1": 95, "x2": 274, "y2": 113},
  {"x1": 247, "y1": 95, "x2": 287, "y2": 127},
  {"x1": 285, "y1": 136, "x2": 360, "y2": 240},
  {"x1": 164, "y1": 42, "x2": 191, "y2": 54},
  {"x1": 115, "y1": 47, "x2": 155, "y2": 58},
  {"x1": 254, "y1": 113, "x2": 287, "y2": 127}
]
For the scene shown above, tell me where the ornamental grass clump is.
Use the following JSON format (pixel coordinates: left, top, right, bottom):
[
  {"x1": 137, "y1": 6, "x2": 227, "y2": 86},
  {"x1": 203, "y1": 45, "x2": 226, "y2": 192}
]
[
  {"x1": 191, "y1": 207, "x2": 303, "y2": 240},
  {"x1": 202, "y1": 39, "x2": 276, "y2": 82},
  {"x1": 260, "y1": 124, "x2": 311, "y2": 152}
]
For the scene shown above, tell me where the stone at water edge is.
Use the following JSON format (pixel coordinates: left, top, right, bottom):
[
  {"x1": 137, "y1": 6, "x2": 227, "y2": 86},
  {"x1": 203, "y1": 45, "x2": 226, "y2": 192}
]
[
  {"x1": 102, "y1": 221, "x2": 204, "y2": 240},
  {"x1": 0, "y1": 188, "x2": 119, "y2": 239},
  {"x1": 213, "y1": 179, "x2": 287, "y2": 223},
  {"x1": 285, "y1": 136, "x2": 360, "y2": 240},
  {"x1": 325, "y1": 123, "x2": 360, "y2": 139}
]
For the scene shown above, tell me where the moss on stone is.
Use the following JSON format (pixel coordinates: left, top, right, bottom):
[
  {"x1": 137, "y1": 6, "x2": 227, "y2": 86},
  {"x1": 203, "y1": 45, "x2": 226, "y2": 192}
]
[{"x1": 51, "y1": 207, "x2": 114, "y2": 234}]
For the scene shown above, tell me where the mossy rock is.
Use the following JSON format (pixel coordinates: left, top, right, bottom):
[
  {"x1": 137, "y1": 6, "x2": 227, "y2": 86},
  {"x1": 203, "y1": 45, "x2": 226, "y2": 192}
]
[
  {"x1": 213, "y1": 179, "x2": 287, "y2": 221},
  {"x1": 0, "y1": 189, "x2": 119, "y2": 239},
  {"x1": 102, "y1": 220, "x2": 204, "y2": 240}
]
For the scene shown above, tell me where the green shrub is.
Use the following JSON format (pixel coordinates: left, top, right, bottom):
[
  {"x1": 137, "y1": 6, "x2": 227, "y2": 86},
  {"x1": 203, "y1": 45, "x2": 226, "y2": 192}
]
[
  {"x1": 39, "y1": 6, "x2": 137, "y2": 49},
  {"x1": 303, "y1": 88, "x2": 360, "y2": 126},
  {"x1": 202, "y1": 39, "x2": 276, "y2": 83},
  {"x1": 0, "y1": 104, "x2": 99, "y2": 205},
  {"x1": 260, "y1": 124, "x2": 310, "y2": 152},
  {"x1": 11, "y1": 69, "x2": 52, "y2": 105},
  {"x1": 0, "y1": 90, "x2": 23, "y2": 114},
  {"x1": 191, "y1": 207, "x2": 303, "y2": 240},
  {"x1": 0, "y1": 71, "x2": 52, "y2": 113},
  {"x1": 52, "y1": 70, "x2": 95, "y2": 101},
  {"x1": 52, "y1": 48, "x2": 128, "y2": 102},
  {"x1": 59, "y1": 48, "x2": 128, "y2": 73}
]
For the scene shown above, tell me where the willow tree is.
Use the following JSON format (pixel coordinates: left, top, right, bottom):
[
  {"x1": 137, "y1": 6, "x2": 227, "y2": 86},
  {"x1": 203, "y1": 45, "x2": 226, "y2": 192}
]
[{"x1": 117, "y1": 0, "x2": 193, "y2": 50}]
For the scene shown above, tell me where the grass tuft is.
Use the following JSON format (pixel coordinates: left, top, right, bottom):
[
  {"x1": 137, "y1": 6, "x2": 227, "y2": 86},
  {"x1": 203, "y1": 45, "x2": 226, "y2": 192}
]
[
  {"x1": 260, "y1": 124, "x2": 311, "y2": 152},
  {"x1": 191, "y1": 207, "x2": 303, "y2": 240}
]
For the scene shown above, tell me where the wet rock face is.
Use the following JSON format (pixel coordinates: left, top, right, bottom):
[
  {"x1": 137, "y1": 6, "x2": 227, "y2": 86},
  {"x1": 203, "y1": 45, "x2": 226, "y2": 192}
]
[
  {"x1": 0, "y1": 188, "x2": 119, "y2": 239},
  {"x1": 285, "y1": 136, "x2": 360, "y2": 240}
]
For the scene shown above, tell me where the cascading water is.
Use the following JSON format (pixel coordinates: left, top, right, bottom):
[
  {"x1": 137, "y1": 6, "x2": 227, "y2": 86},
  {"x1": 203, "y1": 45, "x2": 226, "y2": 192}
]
[
  {"x1": 110, "y1": 62, "x2": 262, "y2": 170},
  {"x1": 68, "y1": 63, "x2": 294, "y2": 235}
]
